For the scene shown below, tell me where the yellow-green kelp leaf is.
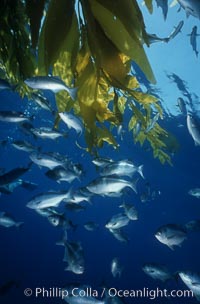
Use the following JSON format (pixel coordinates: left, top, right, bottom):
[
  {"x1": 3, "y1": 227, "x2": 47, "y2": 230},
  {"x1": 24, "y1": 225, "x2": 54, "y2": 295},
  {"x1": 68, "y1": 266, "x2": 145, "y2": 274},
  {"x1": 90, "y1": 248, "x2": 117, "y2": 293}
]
[
  {"x1": 38, "y1": 0, "x2": 75, "y2": 73},
  {"x1": 144, "y1": 0, "x2": 153, "y2": 13},
  {"x1": 89, "y1": 0, "x2": 156, "y2": 83}
]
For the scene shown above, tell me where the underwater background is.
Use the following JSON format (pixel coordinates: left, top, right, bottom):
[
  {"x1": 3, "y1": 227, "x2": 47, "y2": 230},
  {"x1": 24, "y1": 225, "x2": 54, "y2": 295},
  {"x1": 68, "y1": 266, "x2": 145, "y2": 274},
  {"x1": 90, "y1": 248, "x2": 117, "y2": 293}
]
[{"x1": 1, "y1": 1, "x2": 200, "y2": 304}]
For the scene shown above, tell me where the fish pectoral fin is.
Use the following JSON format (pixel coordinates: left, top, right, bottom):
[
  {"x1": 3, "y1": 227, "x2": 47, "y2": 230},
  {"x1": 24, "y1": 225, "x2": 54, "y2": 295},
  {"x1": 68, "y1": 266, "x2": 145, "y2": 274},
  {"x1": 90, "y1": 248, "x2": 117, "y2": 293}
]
[{"x1": 167, "y1": 245, "x2": 175, "y2": 250}]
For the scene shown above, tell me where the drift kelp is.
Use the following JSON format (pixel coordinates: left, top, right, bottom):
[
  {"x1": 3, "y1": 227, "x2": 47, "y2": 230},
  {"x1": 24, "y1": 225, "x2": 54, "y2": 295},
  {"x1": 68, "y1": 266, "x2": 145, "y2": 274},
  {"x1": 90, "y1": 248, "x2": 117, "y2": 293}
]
[{"x1": 0, "y1": 0, "x2": 174, "y2": 164}]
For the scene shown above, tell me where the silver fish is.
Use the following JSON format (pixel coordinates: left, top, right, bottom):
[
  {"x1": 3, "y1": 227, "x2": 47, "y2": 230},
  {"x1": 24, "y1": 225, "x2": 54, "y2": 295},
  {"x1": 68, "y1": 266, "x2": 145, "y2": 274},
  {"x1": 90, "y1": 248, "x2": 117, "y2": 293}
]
[
  {"x1": 12, "y1": 140, "x2": 37, "y2": 153},
  {"x1": 45, "y1": 166, "x2": 80, "y2": 183},
  {"x1": 111, "y1": 258, "x2": 123, "y2": 278},
  {"x1": 188, "y1": 188, "x2": 200, "y2": 198},
  {"x1": 177, "y1": 0, "x2": 200, "y2": 19},
  {"x1": 92, "y1": 157, "x2": 114, "y2": 167},
  {"x1": 168, "y1": 20, "x2": 184, "y2": 41},
  {"x1": 24, "y1": 76, "x2": 77, "y2": 100},
  {"x1": 48, "y1": 214, "x2": 76, "y2": 230},
  {"x1": 84, "y1": 221, "x2": 99, "y2": 231},
  {"x1": 100, "y1": 160, "x2": 144, "y2": 179},
  {"x1": 63, "y1": 241, "x2": 85, "y2": 275},
  {"x1": 155, "y1": 224, "x2": 187, "y2": 250},
  {"x1": 178, "y1": 271, "x2": 200, "y2": 301},
  {"x1": 177, "y1": 97, "x2": 187, "y2": 115},
  {"x1": 59, "y1": 112, "x2": 83, "y2": 135},
  {"x1": 187, "y1": 114, "x2": 200, "y2": 146},
  {"x1": 108, "y1": 228, "x2": 129, "y2": 243},
  {"x1": 145, "y1": 113, "x2": 160, "y2": 133},
  {"x1": 86, "y1": 177, "x2": 138, "y2": 196},
  {"x1": 147, "y1": 33, "x2": 169, "y2": 44},
  {"x1": 105, "y1": 213, "x2": 130, "y2": 230},
  {"x1": 0, "y1": 111, "x2": 31, "y2": 123},
  {"x1": 119, "y1": 202, "x2": 138, "y2": 220},
  {"x1": 32, "y1": 92, "x2": 54, "y2": 113},
  {"x1": 142, "y1": 263, "x2": 172, "y2": 282},
  {"x1": 26, "y1": 190, "x2": 72, "y2": 209},
  {"x1": 29, "y1": 151, "x2": 68, "y2": 170},
  {"x1": 0, "y1": 212, "x2": 23, "y2": 228},
  {"x1": 30, "y1": 127, "x2": 67, "y2": 139},
  {"x1": 63, "y1": 285, "x2": 105, "y2": 304}
]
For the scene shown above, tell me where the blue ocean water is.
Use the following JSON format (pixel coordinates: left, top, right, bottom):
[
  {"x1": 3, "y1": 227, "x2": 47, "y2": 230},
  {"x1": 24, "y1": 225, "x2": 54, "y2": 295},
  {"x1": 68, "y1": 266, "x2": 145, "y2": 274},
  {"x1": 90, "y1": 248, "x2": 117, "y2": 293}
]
[{"x1": 1, "y1": 2, "x2": 200, "y2": 304}]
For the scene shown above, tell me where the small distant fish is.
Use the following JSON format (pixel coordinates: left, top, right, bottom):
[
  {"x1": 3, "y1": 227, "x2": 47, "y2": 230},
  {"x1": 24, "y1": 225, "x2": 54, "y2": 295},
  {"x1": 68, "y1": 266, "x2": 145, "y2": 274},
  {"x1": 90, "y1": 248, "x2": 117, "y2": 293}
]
[
  {"x1": 147, "y1": 33, "x2": 169, "y2": 44},
  {"x1": 105, "y1": 213, "x2": 130, "y2": 230},
  {"x1": 48, "y1": 214, "x2": 77, "y2": 230},
  {"x1": 0, "y1": 179, "x2": 37, "y2": 194},
  {"x1": 59, "y1": 112, "x2": 83, "y2": 135},
  {"x1": 12, "y1": 140, "x2": 38, "y2": 153},
  {"x1": 145, "y1": 113, "x2": 160, "y2": 133},
  {"x1": 178, "y1": 271, "x2": 200, "y2": 301},
  {"x1": 168, "y1": 20, "x2": 184, "y2": 41},
  {"x1": 92, "y1": 157, "x2": 114, "y2": 167},
  {"x1": 177, "y1": 97, "x2": 187, "y2": 115},
  {"x1": 119, "y1": 202, "x2": 138, "y2": 220},
  {"x1": 63, "y1": 241, "x2": 85, "y2": 274},
  {"x1": 84, "y1": 221, "x2": 99, "y2": 231},
  {"x1": 32, "y1": 92, "x2": 54, "y2": 113},
  {"x1": 24, "y1": 76, "x2": 77, "y2": 100},
  {"x1": 155, "y1": 224, "x2": 187, "y2": 250},
  {"x1": 188, "y1": 188, "x2": 200, "y2": 198},
  {"x1": 62, "y1": 285, "x2": 105, "y2": 304},
  {"x1": 142, "y1": 263, "x2": 172, "y2": 282},
  {"x1": 30, "y1": 127, "x2": 67, "y2": 140},
  {"x1": 187, "y1": 114, "x2": 200, "y2": 146},
  {"x1": 86, "y1": 177, "x2": 138, "y2": 196},
  {"x1": 177, "y1": 0, "x2": 200, "y2": 19},
  {"x1": 189, "y1": 26, "x2": 199, "y2": 57},
  {"x1": 111, "y1": 258, "x2": 123, "y2": 278},
  {"x1": 0, "y1": 163, "x2": 32, "y2": 187},
  {"x1": 26, "y1": 190, "x2": 72, "y2": 210},
  {"x1": 100, "y1": 160, "x2": 144, "y2": 179},
  {"x1": 185, "y1": 220, "x2": 200, "y2": 232},
  {"x1": 0, "y1": 212, "x2": 23, "y2": 228},
  {"x1": 0, "y1": 111, "x2": 31, "y2": 123}
]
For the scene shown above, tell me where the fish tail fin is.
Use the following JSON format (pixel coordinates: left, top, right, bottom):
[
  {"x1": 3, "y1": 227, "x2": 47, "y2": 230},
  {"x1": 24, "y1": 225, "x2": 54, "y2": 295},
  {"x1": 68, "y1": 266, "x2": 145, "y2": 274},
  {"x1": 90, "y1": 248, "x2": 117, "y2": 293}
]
[
  {"x1": 138, "y1": 165, "x2": 145, "y2": 179},
  {"x1": 131, "y1": 178, "x2": 139, "y2": 194},
  {"x1": 67, "y1": 87, "x2": 78, "y2": 101},
  {"x1": 16, "y1": 222, "x2": 24, "y2": 228}
]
